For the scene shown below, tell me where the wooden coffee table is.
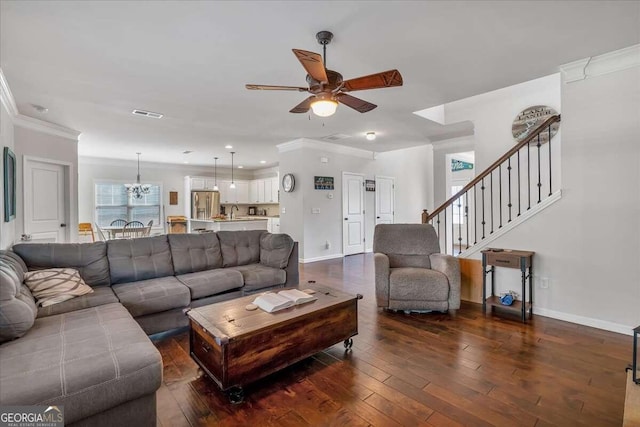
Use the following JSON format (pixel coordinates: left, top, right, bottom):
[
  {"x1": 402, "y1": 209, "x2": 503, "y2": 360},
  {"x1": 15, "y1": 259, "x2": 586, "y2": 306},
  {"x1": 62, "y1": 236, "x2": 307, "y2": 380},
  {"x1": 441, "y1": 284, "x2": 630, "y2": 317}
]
[{"x1": 186, "y1": 285, "x2": 361, "y2": 402}]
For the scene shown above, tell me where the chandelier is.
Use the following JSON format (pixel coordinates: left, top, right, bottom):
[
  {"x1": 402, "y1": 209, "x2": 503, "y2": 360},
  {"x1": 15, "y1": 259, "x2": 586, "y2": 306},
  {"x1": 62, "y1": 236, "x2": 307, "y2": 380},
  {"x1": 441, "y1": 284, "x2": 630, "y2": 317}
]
[{"x1": 125, "y1": 152, "x2": 151, "y2": 199}]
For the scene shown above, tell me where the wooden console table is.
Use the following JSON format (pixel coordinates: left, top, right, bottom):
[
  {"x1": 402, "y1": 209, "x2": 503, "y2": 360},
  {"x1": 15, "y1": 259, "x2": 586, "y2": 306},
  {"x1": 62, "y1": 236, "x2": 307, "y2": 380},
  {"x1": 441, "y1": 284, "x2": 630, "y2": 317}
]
[{"x1": 481, "y1": 249, "x2": 534, "y2": 323}]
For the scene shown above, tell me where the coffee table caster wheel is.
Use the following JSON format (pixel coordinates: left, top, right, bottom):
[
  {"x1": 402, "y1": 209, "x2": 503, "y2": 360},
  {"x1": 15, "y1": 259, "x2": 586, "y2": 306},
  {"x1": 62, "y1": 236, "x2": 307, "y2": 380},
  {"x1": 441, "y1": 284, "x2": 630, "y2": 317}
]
[
  {"x1": 227, "y1": 386, "x2": 244, "y2": 404},
  {"x1": 344, "y1": 338, "x2": 353, "y2": 350}
]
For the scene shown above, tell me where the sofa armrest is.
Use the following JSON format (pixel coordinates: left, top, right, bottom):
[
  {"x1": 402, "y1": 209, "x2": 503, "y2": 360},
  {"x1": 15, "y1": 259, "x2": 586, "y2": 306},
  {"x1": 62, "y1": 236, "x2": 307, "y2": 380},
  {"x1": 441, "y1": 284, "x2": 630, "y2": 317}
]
[
  {"x1": 374, "y1": 253, "x2": 390, "y2": 308},
  {"x1": 284, "y1": 242, "x2": 299, "y2": 286},
  {"x1": 429, "y1": 253, "x2": 461, "y2": 309}
]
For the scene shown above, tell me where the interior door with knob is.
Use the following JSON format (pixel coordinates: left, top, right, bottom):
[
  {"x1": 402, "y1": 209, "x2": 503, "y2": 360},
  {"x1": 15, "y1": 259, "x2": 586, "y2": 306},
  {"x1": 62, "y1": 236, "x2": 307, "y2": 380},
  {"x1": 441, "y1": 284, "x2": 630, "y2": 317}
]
[
  {"x1": 375, "y1": 175, "x2": 395, "y2": 225},
  {"x1": 23, "y1": 157, "x2": 69, "y2": 243},
  {"x1": 342, "y1": 172, "x2": 365, "y2": 256}
]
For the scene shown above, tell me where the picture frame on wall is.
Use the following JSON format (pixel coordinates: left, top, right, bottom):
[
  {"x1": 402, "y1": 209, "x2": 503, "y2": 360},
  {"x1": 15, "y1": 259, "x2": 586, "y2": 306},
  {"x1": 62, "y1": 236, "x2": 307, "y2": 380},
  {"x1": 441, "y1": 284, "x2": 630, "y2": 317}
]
[
  {"x1": 3, "y1": 147, "x2": 16, "y2": 222},
  {"x1": 314, "y1": 176, "x2": 334, "y2": 190}
]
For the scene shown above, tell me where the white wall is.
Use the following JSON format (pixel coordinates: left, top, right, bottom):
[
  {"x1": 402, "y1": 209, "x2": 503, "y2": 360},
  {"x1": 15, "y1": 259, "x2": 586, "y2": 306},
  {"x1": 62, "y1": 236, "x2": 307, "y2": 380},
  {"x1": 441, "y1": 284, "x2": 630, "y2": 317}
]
[
  {"x1": 0, "y1": 101, "x2": 15, "y2": 249},
  {"x1": 278, "y1": 141, "x2": 433, "y2": 262},
  {"x1": 13, "y1": 126, "x2": 79, "y2": 243},
  {"x1": 477, "y1": 63, "x2": 640, "y2": 332}
]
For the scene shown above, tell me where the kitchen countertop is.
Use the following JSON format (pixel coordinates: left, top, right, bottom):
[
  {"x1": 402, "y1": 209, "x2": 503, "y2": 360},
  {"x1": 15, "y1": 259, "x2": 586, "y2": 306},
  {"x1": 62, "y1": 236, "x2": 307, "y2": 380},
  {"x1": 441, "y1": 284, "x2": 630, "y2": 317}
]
[{"x1": 189, "y1": 217, "x2": 276, "y2": 223}]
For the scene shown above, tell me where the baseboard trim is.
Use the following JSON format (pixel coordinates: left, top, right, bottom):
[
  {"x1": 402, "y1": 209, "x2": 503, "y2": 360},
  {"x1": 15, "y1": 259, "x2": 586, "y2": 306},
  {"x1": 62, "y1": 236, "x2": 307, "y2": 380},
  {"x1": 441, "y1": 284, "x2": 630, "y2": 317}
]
[
  {"x1": 535, "y1": 307, "x2": 634, "y2": 336},
  {"x1": 300, "y1": 253, "x2": 344, "y2": 264}
]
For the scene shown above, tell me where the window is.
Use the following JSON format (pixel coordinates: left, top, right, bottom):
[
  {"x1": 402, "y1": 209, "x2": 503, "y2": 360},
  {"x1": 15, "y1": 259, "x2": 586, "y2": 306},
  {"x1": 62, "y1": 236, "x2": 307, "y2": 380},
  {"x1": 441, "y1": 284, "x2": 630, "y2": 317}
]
[{"x1": 95, "y1": 182, "x2": 161, "y2": 227}]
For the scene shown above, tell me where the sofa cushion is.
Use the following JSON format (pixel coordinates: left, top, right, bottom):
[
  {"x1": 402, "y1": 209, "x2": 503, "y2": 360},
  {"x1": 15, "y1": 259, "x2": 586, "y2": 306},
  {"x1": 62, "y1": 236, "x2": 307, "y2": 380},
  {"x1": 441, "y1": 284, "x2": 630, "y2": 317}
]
[
  {"x1": 168, "y1": 233, "x2": 223, "y2": 274},
  {"x1": 260, "y1": 233, "x2": 294, "y2": 269},
  {"x1": 112, "y1": 276, "x2": 190, "y2": 317},
  {"x1": 13, "y1": 242, "x2": 111, "y2": 286},
  {"x1": 176, "y1": 269, "x2": 243, "y2": 300},
  {"x1": 24, "y1": 268, "x2": 94, "y2": 307},
  {"x1": 0, "y1": 251, "x2": 37, "y2": 343},
  {"x1": 229, "y1": 263, "x2": 286, "y2": 292},
  {"x1": 37, "y1": 286, "x2": 119, "y2": 318},
  {"x1": 218, "y1": 230, "x2": 266, "y2": 267},
  {"x1": 0, "y1": 303, "x2": 162, "y2": 425},
  {"x1": 389, "y1": 267, "x2": 449, "y2": 301},
  {"x1": 107, "y1": 235, "x2": 175, "y2": 284}
]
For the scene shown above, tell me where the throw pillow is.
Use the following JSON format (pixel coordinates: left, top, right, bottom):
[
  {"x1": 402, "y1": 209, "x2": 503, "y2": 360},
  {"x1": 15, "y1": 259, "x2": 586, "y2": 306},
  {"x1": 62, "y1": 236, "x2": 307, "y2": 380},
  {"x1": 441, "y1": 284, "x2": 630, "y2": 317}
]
[{"x1": 24, "y1": 268, "x2": 94, "y2": 307}]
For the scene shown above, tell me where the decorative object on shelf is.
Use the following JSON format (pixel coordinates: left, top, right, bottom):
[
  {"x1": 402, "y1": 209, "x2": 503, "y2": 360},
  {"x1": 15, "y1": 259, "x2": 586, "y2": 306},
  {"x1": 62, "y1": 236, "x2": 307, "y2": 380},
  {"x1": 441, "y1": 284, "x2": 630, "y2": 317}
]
[
  {"x1": 499, "y1": 290, "x2": 519, "y2": 306},
  {"x1": 125, "y1": 152, "x2": 151, "y2": 199},
  {"x1": 169, "y1": 191, "x2": 178, "y2": 205},
  {"x1": 282, "y1": 174, "x2": 295, "y2": 193},
  {"x1": 512, "y1": 105, "x2": 560, "y2": 143},
  {"x1": 213, "y1": 157, "x2": 219, "y2": 191},
  {"x1": 229, "y1": 152, "x2": 236, "y2": 189},
  {"x1": 3, "y1": 147, "x2": 16, "y2": 222},
  {"x1": 627, "y1": 325, "x2": 640, "y2": 385},
  {"x1": 365, "y1": 180, "x2": 376, "y2": 192},
  {"x1": 245, "y1": 30, "x2": 403, "y2": 117},
  {"x1": 314, "y1": 176, "x2": 334, "y2": 190}
]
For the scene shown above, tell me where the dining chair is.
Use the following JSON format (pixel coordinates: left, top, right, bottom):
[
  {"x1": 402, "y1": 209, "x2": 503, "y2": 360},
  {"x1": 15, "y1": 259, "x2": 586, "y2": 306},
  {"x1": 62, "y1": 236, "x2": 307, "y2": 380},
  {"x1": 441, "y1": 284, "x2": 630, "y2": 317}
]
[
  {"x1": 78, "y1": 223, "x2": 95, "y2": 242},
  {"x1": 110, "y1": 219, "x2": 127, "y2": 227},
  {"x1": 122, "y1": 221, "x2": 146, "y2": 239}
]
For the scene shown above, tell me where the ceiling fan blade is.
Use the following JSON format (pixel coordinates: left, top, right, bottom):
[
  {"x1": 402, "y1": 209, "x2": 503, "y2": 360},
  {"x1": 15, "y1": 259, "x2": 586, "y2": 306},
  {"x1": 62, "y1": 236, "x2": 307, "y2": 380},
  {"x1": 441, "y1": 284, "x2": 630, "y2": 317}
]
[
  {"x1": 246, "y1": 84, "x2": 308, "y2": 92},
  {"x1": 342, "y1": 69, "x2": 403, "y2": 92},
  {"x1": 289, "y1": 96, "x2": 316, "y2": 114},
  {"x1": 336, "y1": 93, "x2": 377, "y2": 113},
  {"x1": 292, "y1": 49, "x2": 328, "y2": 84}
]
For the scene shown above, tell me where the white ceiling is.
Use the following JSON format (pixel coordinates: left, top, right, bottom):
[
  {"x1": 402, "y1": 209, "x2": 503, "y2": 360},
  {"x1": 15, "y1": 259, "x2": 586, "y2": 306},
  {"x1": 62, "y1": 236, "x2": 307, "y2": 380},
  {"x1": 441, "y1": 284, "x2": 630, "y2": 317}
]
[{"x1": 1, "y1": 1, "x2": 638, "y2": 169}]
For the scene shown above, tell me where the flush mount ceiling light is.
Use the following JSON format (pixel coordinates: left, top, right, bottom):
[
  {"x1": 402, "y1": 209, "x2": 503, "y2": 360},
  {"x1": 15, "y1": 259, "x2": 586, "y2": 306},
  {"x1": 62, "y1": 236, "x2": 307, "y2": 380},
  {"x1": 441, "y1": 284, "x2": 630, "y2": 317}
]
[
  {"x1": 213, "y1": 157, "x2": 219, "y2": 191},
  {"x1": 366, "y1": 131, "x2": 376, "y2": 141},
  {"x1": 230, "y1": 152, "x2": 236, "y2": 189},
  {"x1": 124, "y1": 153, "x2": 151, "y2": 199}
]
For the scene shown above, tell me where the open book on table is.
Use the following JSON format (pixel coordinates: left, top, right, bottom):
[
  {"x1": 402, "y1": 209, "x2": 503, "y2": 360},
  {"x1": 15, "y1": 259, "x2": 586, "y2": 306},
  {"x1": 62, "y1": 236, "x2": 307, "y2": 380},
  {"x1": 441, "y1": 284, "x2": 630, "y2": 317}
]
[{"x1": 253, "y1": 289, "x2": 317, "y2": 313}]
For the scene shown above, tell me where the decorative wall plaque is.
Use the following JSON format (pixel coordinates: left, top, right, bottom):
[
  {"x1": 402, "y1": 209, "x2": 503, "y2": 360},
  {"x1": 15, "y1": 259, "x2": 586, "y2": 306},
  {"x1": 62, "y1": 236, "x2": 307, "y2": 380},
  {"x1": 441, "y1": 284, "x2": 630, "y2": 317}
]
[{"x1": 512, "y1": 105, "x2": 559, "y2": 144}]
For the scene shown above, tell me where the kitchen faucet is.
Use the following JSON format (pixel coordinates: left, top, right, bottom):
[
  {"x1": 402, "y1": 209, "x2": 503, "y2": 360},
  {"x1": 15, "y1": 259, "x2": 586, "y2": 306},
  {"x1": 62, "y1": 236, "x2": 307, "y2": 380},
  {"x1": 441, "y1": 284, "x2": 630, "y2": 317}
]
[{"x1": 230, "y1": 204, "x2": 239, "y2": 220}]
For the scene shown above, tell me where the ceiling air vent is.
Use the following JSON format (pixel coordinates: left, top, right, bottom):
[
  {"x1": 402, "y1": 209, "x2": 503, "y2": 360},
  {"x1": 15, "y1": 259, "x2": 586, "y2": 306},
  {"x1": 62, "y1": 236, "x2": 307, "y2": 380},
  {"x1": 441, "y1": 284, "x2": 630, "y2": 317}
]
[
  {"x1": 132, "y1": 109, "x2": 163, "y2": 119},
  {"x1": 322, "y1": 133, "x2": 351, "y2": 141}
]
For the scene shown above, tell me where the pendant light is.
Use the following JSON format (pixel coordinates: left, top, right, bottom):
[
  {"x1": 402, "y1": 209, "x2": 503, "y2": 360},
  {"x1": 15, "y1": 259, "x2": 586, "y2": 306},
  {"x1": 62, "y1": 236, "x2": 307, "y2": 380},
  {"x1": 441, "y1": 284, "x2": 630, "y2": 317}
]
[
  {"x1": 124, "y1": 152, "x2": 151, "y2": 199},
  {"x1": 229, "y1": 152, "x2": 236, "y2": 189},
  {"x1": 213, "y1": 157, "x2": 219, "y2": 191}
]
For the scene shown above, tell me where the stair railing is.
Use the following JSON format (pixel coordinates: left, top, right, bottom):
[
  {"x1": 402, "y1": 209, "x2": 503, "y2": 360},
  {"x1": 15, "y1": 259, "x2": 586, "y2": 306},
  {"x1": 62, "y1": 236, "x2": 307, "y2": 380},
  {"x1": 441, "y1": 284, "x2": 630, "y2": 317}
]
[{"x1": 422, "y1": 115, "x2": 561, "y2": 256}]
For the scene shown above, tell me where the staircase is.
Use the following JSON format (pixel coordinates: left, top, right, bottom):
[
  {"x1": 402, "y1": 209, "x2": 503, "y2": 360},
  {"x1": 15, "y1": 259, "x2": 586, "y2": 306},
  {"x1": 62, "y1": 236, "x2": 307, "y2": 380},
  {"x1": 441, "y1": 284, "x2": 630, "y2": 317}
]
[{"x1": 422, "y1": 115, "x2": 561, "y2": 257}]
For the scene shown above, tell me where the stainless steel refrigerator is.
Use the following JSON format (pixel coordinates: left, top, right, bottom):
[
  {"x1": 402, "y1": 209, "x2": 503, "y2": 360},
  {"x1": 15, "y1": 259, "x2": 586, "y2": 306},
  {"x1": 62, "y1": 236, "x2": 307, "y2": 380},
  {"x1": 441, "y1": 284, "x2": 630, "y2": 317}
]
[{"x1": 191, "y1": 191, "x2": 220, "y2": 220}]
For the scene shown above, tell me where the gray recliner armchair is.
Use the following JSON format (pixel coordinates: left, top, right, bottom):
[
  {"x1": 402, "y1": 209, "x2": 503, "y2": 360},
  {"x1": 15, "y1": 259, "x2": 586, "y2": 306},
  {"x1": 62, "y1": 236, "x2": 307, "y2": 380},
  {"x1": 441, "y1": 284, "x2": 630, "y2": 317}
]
[{"x1": 373, "y1": 224, "x2": 461, "y2": 312}]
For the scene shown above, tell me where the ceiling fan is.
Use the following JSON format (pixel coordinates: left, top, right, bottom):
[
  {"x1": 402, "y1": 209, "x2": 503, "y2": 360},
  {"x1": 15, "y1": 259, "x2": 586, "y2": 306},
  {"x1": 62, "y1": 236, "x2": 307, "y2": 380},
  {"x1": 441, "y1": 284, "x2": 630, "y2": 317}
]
[{"x1": 245, "y1": 31, "x2": 403, "y2": 117}]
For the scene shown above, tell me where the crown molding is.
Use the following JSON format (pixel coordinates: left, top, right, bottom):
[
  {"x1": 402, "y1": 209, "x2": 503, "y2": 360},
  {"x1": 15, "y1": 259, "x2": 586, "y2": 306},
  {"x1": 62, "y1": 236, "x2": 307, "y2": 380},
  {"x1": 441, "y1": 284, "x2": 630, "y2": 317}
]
[
  {"x1": 0, "y1": 67, "x2": 81, "y2": 141},
  {"x1": 560, "y1": 44, "x2": 640, "y2": 83},
  {"x1": 0, "y1": 68, "x2": 19, "y2": 117},
  {"x1": 277, "y1": 138, "x2": 377, "y2": 160}
]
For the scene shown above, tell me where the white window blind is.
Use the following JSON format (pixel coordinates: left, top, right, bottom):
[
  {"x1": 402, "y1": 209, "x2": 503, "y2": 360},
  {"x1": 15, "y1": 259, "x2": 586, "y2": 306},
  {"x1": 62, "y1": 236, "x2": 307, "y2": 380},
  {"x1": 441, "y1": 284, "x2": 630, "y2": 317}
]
[{"x1": 95, "y1": 182, "x2": 161, "y2": 227}]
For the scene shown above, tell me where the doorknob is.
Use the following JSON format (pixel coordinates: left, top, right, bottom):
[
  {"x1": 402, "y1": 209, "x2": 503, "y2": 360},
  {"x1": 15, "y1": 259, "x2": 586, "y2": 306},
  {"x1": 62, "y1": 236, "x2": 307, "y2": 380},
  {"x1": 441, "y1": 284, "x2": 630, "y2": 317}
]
[
  {"x1": 60, "y1": 223, "x2": 67, "y2": 227},
  {"x1": 344, "y1": 218, "x2": 348, "y2": 220},
  {"x1": 376, "y1": 216, "x2": 380, "y2": 219}
]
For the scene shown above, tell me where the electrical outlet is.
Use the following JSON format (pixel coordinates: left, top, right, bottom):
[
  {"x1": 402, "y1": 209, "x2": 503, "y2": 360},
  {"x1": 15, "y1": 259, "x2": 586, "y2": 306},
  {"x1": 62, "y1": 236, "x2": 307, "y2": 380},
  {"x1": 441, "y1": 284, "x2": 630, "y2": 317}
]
[
  {"x1": 540, "y1": 277, "x2": 549, "y2": 289},
  {"x1": 281, "y1": 207, "x2": 286, "y2": 214},
  {"x1": 312, "y1": 208, "x2": 320, "y2": 214},
  {"x1": 325, "y1": 240, "x2": 331, "y2": 249}
]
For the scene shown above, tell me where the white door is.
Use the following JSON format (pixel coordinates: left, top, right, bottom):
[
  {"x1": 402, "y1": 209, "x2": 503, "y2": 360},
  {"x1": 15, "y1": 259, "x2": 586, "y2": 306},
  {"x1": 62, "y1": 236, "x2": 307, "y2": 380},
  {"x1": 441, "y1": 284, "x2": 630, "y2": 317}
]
[
  {"x1": 375, "y1": 176, "x2": 395, "y2": 224},
  {"x1": 342, "y1": 172, "x2": 365, "y2": 256},
  {"x1": 23, "y1": 158, "x2": 68, "y2": 243}
]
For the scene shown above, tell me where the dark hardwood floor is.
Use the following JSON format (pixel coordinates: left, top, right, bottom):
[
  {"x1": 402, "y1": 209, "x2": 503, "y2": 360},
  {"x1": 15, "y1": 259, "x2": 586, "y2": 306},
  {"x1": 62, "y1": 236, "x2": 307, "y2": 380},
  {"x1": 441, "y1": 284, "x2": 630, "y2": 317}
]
[{"x1": 154, "y1": 254, "x2": 631, "y2": 426}]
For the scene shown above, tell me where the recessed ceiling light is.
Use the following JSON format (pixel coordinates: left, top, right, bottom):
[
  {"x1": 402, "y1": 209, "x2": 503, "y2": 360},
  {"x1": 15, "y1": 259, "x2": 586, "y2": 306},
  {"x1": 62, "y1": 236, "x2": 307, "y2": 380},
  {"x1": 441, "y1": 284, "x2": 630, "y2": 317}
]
[
  {"x1": 238, "y1": 165, "x2": 244, "y2": 169},
  {"x1": 366, "y1": 132, "x2": 376, "y2": 141},
  {"x1": 31, "y1": 104, "x2": 48, "y2": 113},
  {"x1": 225, "y1": 145, "x2": 233, "y2": 149},
  {"x1": 260, "y1": 160, "x2": 266, "y2": 164},
  {"x1": 132, "y1": 109, "x2": 163, "y2": 119}
]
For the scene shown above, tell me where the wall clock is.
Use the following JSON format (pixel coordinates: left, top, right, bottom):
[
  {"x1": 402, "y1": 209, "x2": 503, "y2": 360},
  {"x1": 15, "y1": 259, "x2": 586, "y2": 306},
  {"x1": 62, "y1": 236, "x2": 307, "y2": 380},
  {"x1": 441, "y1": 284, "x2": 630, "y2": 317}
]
[{"x1": 282, "y1": 174, "x2": 295, "y2": 192}]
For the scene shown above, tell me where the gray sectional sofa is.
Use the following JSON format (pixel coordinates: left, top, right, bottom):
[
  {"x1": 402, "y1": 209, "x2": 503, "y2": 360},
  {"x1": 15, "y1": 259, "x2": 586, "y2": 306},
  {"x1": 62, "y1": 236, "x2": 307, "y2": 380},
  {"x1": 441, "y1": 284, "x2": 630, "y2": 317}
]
[{"x1": 0, "y1": 230, "x2": 298, "y2": 426}]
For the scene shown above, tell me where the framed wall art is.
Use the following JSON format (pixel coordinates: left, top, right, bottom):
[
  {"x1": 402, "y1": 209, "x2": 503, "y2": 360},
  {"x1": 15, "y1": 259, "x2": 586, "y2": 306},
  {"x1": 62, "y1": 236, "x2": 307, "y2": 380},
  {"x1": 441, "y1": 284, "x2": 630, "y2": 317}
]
[
  {"x1": 314, "y1": 176, "x2": 334, "y2": 190},
  {"x1": 3, "y1": 147, "x2": 16, "y2": 222}
]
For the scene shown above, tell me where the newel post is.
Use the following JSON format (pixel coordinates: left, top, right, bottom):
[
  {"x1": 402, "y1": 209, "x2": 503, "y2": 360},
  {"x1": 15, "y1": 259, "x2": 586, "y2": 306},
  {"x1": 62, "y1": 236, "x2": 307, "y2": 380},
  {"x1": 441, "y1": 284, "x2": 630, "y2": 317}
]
[{"x1": 421, "y1": 209, "x2": 429, "y2": 224}]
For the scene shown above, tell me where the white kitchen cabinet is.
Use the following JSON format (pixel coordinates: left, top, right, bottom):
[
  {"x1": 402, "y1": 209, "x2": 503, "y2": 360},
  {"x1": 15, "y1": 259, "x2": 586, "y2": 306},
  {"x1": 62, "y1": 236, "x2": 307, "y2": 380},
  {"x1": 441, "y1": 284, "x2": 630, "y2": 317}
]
[
  {"x1": 269, "y1": 177, "x2": 279, "y2": 203},
  {"x1": 269, "y1": 217, "x2": 280, "y2": 233},
  {"x1": 204, "y1": 179, "x2": 217, "y2": 190},
  {"x1": 235, "y1": 181, "x2": 250, "y2": 204},
  {"x1": 262, "y1": 180, "x2": 272, "y2": 203},
  {"x1": 191, "y1": 178, "x2": 205, "y2": 190},
  {"x1": 249, "y1": 180, "x2": 259, "y2": 203},
  {"x1": 218, "y1": 180, "x2": 232, "y2": 203}
]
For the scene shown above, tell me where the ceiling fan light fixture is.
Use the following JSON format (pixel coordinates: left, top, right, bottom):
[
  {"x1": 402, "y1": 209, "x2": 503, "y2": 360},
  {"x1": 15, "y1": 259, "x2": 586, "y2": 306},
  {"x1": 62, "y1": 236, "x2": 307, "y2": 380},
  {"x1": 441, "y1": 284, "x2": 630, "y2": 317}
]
[
  {"x1": 311, "y1": 99, "x2": 338, "y2": 117},
  {"x1": 366, "y1": 132, "x2": 376, "y2": 141}
]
